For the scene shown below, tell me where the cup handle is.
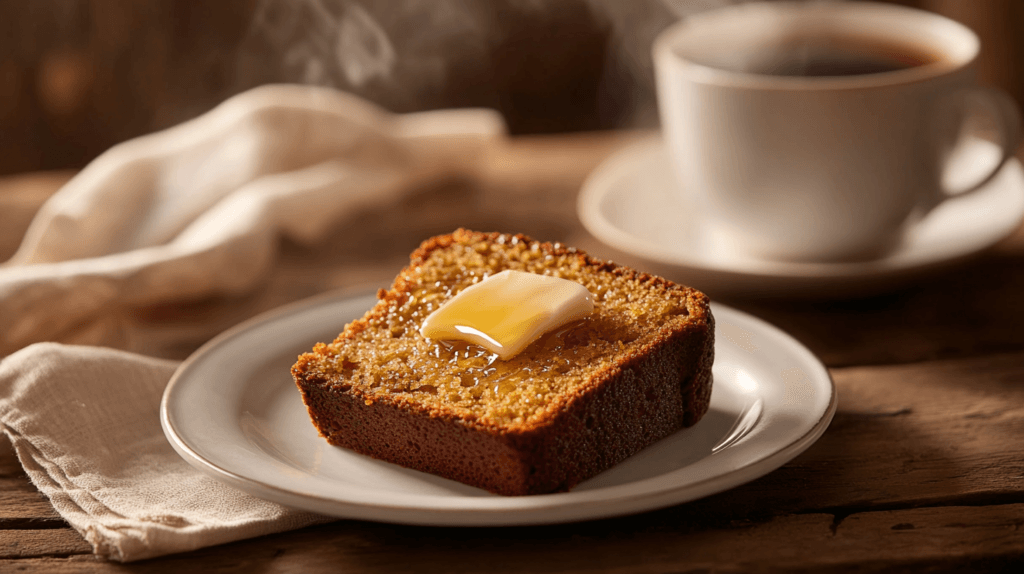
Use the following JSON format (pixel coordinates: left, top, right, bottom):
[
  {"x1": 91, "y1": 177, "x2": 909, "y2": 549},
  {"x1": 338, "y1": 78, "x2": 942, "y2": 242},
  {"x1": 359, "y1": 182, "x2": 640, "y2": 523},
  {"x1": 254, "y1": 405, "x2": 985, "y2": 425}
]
[{"x1": 932, "y1": 86, "x2": 1021, "y2": 207}]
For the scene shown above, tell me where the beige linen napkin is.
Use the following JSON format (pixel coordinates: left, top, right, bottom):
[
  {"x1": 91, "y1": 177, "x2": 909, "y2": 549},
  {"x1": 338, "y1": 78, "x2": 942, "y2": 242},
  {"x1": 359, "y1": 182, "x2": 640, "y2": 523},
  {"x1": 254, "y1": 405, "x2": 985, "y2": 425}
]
[
  {"x1": 0, "y1": 342, "x2": 332, "y2": 562},
  {"x1": 0, "y1": 85, "x2": 506, "y2": 560},
  {"x1": 0, "y1": 83, "x2": 505, "y2": 356}
]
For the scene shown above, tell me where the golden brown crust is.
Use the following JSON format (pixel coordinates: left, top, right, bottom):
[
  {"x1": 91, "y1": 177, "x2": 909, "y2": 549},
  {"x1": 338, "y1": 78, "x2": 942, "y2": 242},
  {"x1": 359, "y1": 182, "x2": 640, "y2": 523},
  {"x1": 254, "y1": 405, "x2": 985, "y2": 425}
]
[{"x1": 292, "y1": 229, "x2": 714, "y2": 495}]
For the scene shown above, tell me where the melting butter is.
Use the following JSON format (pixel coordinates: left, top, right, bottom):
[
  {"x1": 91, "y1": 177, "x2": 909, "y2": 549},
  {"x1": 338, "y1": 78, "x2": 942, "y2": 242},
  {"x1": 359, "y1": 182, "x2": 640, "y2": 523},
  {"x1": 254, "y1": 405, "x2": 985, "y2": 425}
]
[{"x1": 419, "y1": 270, "x2": 594, "y2": 360}]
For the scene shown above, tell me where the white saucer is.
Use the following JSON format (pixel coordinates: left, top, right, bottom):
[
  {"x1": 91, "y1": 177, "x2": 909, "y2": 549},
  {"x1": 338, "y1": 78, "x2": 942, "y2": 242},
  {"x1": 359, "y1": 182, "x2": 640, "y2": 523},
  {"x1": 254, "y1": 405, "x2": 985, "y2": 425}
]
[
  {"x1": 578, "y1": 136, "x2": 1024, "y2": 298},
  {"x1": 161, "y1": 290, "x2": 835, "y2": 526}
]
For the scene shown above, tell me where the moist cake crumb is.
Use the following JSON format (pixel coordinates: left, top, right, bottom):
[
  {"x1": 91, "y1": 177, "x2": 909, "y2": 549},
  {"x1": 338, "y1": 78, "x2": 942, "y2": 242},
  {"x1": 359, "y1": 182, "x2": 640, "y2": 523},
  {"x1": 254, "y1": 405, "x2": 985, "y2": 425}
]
[{"x1": 291, "y1": 229, "x2": 714, "y2": 495}]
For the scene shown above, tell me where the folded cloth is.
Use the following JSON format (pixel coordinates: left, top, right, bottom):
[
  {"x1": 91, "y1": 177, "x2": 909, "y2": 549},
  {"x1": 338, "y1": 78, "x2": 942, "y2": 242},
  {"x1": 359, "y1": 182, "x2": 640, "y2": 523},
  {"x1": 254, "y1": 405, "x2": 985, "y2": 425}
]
[
  {"x1": 0, "y1": 342, "x2": 333, "y2": 561},
  {"x1": 0, "y1": 86, "x2": 507, "y2": 560},
  {"x1": 0, "y1": 84, "x2": 505, "y2": 356}
]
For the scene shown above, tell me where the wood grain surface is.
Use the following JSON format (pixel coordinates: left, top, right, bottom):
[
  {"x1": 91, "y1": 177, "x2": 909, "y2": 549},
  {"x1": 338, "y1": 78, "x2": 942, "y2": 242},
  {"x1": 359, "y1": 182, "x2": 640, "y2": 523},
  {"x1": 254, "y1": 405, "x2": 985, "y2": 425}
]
[{"x1": 3, "y1": 132, "x2": 1024, "y2": 571}]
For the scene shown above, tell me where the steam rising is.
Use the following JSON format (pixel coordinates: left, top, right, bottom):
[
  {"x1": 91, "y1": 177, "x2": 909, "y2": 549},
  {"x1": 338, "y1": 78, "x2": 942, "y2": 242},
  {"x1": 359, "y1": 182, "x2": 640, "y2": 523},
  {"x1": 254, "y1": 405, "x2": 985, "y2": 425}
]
[
  {"x1": 335, "y1": 3, "x2": 396, "y2": 86},
  {"x1": 246, "y1": 0, "x2": 739, "y2": 129},
  {"x1": 252, "y1": 0, "x2": 397, "y2": 87}
]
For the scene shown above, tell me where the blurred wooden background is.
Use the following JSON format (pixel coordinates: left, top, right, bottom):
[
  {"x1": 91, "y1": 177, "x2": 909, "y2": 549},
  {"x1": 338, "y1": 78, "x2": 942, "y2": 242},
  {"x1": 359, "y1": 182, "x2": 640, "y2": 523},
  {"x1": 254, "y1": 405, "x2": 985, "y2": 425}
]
[{"x1": 0, "y1": 0, "x2": 1021, "y2": 176}]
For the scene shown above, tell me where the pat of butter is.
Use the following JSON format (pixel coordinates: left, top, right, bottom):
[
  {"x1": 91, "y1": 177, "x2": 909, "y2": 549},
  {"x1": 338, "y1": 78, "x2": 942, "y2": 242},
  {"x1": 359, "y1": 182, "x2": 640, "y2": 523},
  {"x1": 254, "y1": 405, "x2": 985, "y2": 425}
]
[{"x1": 419, "y1": 270, "x2": 594, "y2": 360}]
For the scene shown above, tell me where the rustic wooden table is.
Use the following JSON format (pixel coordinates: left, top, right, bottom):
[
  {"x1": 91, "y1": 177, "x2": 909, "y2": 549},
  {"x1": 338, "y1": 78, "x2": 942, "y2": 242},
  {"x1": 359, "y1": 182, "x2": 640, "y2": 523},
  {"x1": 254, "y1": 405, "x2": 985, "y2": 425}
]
[{"x1": 3, "y1": 132, "x2": 1024, "y2": 572}]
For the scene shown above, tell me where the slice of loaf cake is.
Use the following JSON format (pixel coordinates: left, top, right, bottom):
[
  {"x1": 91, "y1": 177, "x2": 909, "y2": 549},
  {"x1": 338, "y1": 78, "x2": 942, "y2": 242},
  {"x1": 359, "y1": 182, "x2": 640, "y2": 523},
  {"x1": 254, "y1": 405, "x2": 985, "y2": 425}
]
[{"x1": 291, "y1": 229, "x2": 714, "y2": 495}]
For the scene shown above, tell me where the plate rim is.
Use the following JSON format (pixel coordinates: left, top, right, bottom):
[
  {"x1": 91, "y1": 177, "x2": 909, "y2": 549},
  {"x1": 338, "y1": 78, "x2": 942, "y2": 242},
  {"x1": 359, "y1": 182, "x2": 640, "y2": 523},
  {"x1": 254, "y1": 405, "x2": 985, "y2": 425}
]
[
  {"x1": 577, "y1": 134, "x2": 1024, "y2": 281},
  {"x1": 161, "y1": 289, "x2": 837, "y2": 525}
]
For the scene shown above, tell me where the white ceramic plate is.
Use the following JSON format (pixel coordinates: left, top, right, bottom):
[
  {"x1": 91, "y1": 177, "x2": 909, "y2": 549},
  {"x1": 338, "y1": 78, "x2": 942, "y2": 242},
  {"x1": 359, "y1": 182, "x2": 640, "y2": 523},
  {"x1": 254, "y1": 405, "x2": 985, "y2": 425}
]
[
  {"x1": 578, "y1": 135, "x2": 1024, "y2": 298},
  {"x1": 161, "y1": 290, "x2": 835, "y2": 525}
]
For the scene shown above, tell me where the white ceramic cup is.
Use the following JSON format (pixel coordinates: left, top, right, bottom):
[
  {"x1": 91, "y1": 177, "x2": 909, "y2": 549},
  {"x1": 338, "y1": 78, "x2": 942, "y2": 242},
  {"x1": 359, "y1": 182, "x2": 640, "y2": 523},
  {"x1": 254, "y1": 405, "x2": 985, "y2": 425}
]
[{"x1": 653, "y1": 1, "x2": 1021, "y2": 262}]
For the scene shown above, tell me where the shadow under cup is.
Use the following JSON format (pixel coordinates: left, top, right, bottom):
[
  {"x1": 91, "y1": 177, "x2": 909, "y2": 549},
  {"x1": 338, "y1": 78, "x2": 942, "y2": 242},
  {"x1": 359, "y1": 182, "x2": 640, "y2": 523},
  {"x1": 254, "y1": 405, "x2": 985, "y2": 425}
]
[{"x1": 654, "y1": 1, "x2": 1018, "y2": 263}]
